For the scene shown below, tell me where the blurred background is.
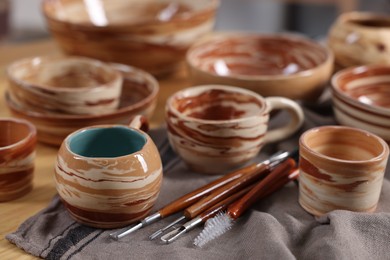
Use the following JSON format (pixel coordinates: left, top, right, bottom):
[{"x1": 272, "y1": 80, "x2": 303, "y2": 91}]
[{"x1": 0, "y1": 0, "x2": 390, "y2": 44}]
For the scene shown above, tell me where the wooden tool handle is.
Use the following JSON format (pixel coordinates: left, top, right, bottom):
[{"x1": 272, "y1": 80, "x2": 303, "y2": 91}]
[
  {"x1": 261, "y1": 168, "x2": 299, "y2": 198},
  {"x1": 199, "y1": 184, "x2": 254, "y2": 221},
  {"x1": 200, "y1": 168, "x2": 298, "y2": 222},
  {"x1": 159, "y1": 162, "x2": 265, "y2": 217},
  {"x1": 227, "y1": 158, "x2": 296, "y2": 220},
  {"x1": 183, "y1": 163, "x2": 271, "y2": 219}
]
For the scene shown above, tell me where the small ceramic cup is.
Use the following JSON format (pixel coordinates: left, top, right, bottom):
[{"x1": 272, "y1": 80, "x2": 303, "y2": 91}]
[
  {"x1": 166, "y1": 85, "x2": 304, "y2": 174},
  {"x1": 54, "y1": 116, "x2": 162, "y2": 228},
  {"x1": 0, "y1": 118, "x2": 37, "y2": 202},
  {"x1": 299, "y1": 126, "x2": 389, "y2": 216},
  {"x1": 7, "y1": 56, "x2": 123, "y2": 115}
]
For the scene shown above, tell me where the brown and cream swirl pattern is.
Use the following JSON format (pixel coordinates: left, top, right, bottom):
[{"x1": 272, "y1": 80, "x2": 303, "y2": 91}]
[
  {"x1": 42, "y1": 0, "x2": 219, "y2": 76},
  {"x1": 55, "y1": 127, "x2": 163, "y2": 228},
  {"x1": 299, "y1": 126, "x2": 389, "y2": 216},
  {"x1": 188, "y1": 34, "x2": 328, "y2": 77},
  {"x1": 186, "y1": 33, "x2": 333, "y2": 101},
  {"x1": 5, "y1": 63, "x2": 159, "y2": 146},
  {"x1": 166, "y1": 85, "x2": 304, "y2": 174},
  {"x1": 331, "y1": 65, "x2": 390, "y2": 141},
  {"x1": 0, "y1": 118, "x2": 37, "y2": 202},
  {"x1": 166, "y1": 85, "x2": 270, "y2": 174},
  {"x1": 7, "y1": 56, "x2": 123, "y2": 115}
]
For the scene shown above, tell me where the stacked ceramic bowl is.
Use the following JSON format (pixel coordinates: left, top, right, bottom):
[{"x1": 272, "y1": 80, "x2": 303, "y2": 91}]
[
  {"x1": 331, "y1": 65, "x2": 390, "y2": 142},
  {"x1": 6, "y1": 56, "x2": 159, "y2": 146}
]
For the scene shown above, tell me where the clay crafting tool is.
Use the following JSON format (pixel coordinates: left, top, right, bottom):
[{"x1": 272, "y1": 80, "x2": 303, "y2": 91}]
[
  {"x1": 160, "y1": 162, "x2": 298, "y2": 244},
  {"x1": 150, "y1": 149, "x2": 297, "y2": 240},
  {"x1": 193, "y1": 159, "x2": 298, "y2": 247},
  {"x1": 160, "y1": 184, "x2": 254, "y2": 244},
  {"x1": 149, "y1": 153, "x2": 281, "y2": 240},
  {"x1": 109, "y1": 150, "x2": 292, "y2": 240}
]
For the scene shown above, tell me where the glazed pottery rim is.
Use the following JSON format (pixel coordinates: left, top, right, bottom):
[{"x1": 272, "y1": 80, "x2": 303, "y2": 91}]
[
  {"x1": 64, "y1": 124, "x2": 147, "y2": 160},
  {"x1": 7, "y1": 55, "x2": 123, "y2": 93},
  {"x1": 339, "y1": 11, "x2": 390, "y2": 29},
  {"x1": 187, "y1": 33, "x2": 334, "y2": 81},
  {"x1": 331, "y1": 64, "x2": 390, "y2": 115},
  {"x1": 4, "y1": 64, "x2": 159, "y2": 121},
  {"x1": 0, "y1": 118, "x2": 37, "y2": 150},
  {"x1": 300, "y1": 125, "x2": 389, "y2": 164},
  {"x1": 42, "y1": 0, "x2": 220, "y2": 28},
  {"x1": 167, "y1": 84, "x2": 267, "y2": 124}
]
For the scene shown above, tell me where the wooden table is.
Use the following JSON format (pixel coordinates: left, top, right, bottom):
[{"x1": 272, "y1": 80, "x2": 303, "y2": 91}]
[{"x1": 0, "y1": 39, "x2": 190, "y2": 259}]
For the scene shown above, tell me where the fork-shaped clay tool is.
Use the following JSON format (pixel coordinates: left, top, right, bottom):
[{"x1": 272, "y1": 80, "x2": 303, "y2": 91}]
[
  {"x1": 110, "y1": 150, "x2": 291, "y2": 240},
  {"x1": 160, "y1": 184, "x2": 254, "y2": 243}
]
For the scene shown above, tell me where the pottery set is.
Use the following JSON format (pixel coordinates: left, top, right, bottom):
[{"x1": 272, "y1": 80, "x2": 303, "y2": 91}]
[
  {"x1": 3, "y1": 55, "x2": 162, "y2": 227},
  {"x1": 3, "y1": 4, "x2": 390, "y2": 231},
  {"x1": 297, "y1": 11, "x2": 390, "y2": 217}
]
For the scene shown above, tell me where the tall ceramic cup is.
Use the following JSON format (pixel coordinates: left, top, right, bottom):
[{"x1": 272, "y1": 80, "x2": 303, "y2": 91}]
[
  {"x1": 166, "y1": 85, "x2": 304, "y2": 174},
  {"x1": 0, "y1": 118, "x2": 36, "y2": 202},
  {"x1": 299, "y1": 126, "x2": 389, "y2": 216},
  {"x1": 54, "y1": 116, "x2": 162, "y2": 228}
]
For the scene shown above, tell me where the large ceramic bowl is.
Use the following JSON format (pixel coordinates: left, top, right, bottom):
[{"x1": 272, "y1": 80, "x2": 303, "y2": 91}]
[
  {"x1": 42, "y1": 0, "x2": 219, "y2": 76},
  {"x1": 331, "y1": 64, "x2": 390, "y2": 141},
  {"x1": 5, "y1": 64, "x2": 159, "y2": 146},
  {"x1": 186, "y1": 33, "x2": 334, "y2": 101},
  {"x1": 328, "y1": 12, "x2": 390, "y2": 68}
]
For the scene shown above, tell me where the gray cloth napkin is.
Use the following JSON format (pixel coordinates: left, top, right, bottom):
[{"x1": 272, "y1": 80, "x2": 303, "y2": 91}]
[{"x1": 6, "y1": 99, "x2": 390, "y2": 260}]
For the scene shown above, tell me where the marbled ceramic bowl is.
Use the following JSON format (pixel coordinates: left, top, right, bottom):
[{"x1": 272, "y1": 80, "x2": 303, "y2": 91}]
[
  {"x1": 331, "y1": 65, "x2": 390, "y2": 141},
  {"x1": 328, "y1": 12, "x2": 390, "y2": 68},
  {"x1": 186, "y1": 33, "x2": 334, "y2": 101},
  {"x1": 42, "y1": 0, "x2": 219, "y2": 76},
  {"x1": 5, "y1": 64, "x2": 159, "y2": 146},
  {"x1": 7, "y1": 56, "x2": 123, "y2": 115}
]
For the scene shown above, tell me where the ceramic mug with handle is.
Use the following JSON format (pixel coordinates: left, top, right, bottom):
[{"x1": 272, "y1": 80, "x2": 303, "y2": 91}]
[{"x1": 165, "y1": 85, "x2": 304, "y2": 174}]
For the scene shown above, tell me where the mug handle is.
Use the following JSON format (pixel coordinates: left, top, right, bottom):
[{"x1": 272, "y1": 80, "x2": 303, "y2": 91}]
[
  {"x1": 263, "y1": 97, "x2": 304, "y2": 144},
  {"x1": 129, "y1": 115, "x2": 149, "y2": 132}
]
